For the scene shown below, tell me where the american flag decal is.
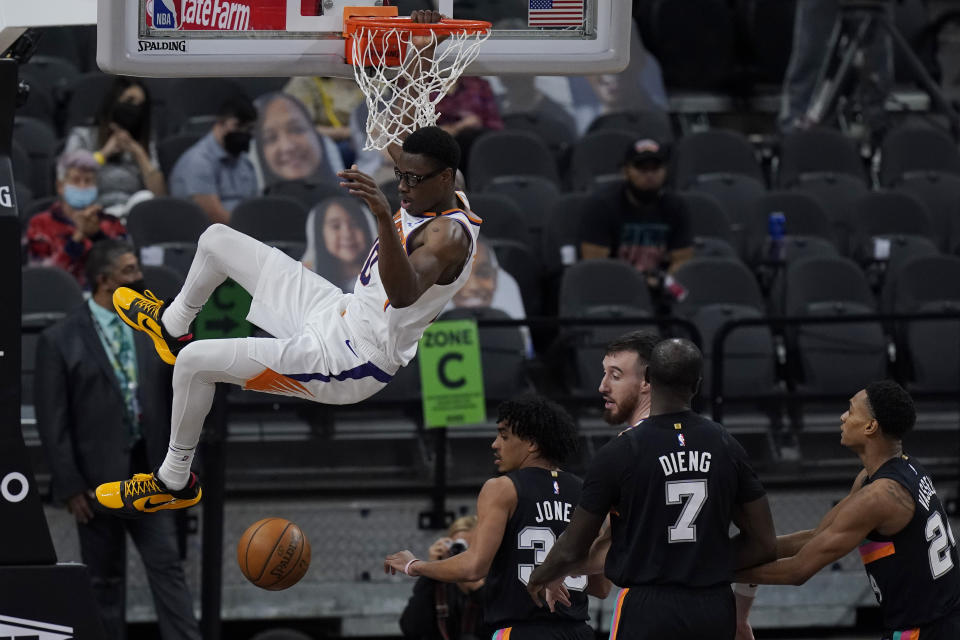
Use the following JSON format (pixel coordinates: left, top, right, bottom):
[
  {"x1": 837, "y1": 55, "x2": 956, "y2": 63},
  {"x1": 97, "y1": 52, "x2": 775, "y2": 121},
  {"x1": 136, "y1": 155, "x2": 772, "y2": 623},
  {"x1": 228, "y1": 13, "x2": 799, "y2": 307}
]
[{"x1": 528, "y1": 0, "x2": 584, "y2": 27}]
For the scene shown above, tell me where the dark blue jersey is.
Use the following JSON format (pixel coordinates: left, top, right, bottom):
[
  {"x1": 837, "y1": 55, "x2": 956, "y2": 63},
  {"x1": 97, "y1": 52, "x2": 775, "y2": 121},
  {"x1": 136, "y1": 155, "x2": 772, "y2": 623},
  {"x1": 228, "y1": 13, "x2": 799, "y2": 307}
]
[
  {"x1": 860, "y1": 455, "x2": 960, "y2": 631},
  {"x1": 483, "y1": 467, "x2": 589, "y2": 628},
  {"x1": 579, "y1": 410, "x2": 765, "y2": 588}
]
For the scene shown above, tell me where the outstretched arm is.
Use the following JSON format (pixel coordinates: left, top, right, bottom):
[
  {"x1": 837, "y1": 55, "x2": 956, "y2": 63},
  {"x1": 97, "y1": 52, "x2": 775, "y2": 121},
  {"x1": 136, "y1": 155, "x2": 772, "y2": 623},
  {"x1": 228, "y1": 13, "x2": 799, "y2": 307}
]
[
  {"x1": 737, "y1": 479, "x2": 913, "y2": 586},
  {"x1": 385, "y1": 477, "x2": 515, "y2": 582}
]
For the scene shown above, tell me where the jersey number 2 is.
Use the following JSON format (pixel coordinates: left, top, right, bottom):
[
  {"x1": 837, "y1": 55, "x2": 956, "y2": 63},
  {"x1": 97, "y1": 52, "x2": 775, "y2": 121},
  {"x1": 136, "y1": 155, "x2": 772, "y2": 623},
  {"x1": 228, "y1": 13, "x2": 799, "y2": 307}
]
[
  {"x1": 666, "y1": 479, "x2": 708, "y2": 543},
  {"x1": 517, "y1": 527, "x2": 587, "y2": 591},
  {"x1": 926, "y1": 511, "x2": 957, "y2": 579}
]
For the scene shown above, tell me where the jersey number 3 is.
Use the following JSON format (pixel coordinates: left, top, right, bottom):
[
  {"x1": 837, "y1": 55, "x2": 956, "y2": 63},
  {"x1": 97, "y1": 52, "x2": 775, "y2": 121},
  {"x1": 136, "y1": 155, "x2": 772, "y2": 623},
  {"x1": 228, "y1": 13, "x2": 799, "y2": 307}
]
[{"x1": 517, "y1": 527, "x2": 588, "y2": 591}]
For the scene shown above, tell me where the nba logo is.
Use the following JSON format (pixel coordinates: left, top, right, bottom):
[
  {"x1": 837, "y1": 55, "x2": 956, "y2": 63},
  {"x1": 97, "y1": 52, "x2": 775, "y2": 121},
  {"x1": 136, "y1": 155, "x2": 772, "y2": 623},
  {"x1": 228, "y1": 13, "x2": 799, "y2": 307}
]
[
  {"x1": 552, "y1": 481, "x2": 560, "y2": 495},
  {"x1": 678, "y1": 434, "x2": 686, "y2": 447},
  {"x1": 151, "y1": 0, "x2": 179, "y2": 29}
]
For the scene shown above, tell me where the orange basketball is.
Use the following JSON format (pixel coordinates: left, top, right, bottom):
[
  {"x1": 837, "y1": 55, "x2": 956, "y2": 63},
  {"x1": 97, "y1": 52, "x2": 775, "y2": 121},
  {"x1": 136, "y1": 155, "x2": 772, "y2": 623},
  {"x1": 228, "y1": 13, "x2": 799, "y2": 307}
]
[{"x1": 237, "y1": 518, "x2": 311, "y2": 590}]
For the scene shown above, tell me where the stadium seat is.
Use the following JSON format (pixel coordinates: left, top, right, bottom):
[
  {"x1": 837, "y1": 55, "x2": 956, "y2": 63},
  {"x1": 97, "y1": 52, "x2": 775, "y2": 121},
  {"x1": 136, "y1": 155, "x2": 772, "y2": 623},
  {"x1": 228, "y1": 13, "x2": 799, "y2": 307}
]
[
  {"x1": 141, "y1": 264, "x2": 185, "y2": 301},
  {"x1": 586, "y1": 109, "x2": 674, "y2": 141},
  {"x1": 465, "y1": 193, "x2": 531, "y2": 247},
  {"x1": 467, "y1": 130, "x2": 560, "y2": 191},
  {"x1": 685, "y1": 174, "x2": 766, "y2": 253},
  {"x1": 21, "y1": 55, "x2": 79, "y2": 98},
  {"x1": 501, "y1": 110, "x2": 577, "y2": 166},
  {"x1": 673, "y1": 258, "x2": 777, "y2": 399},
  {"x1": 441, "y1": 307, "x2": 531, "y2": 402},
  {"x1": 743, "y1": 191, "x2": 835, "y2": 264},
  {"x1": 789, "y1": 172, "x2": 870, "y2": 255},
  {"x1": 13, "y1": 116, "x2": 59, "y2": 198},
  {"x1": 552, "y1": 192, "x2": 591, "y2": 265},
  {"x1": 777, "y1": 128, "x2": 868, "y2": 187},
  {"x1": 672, "y1": 129, "x2": 764, "y2": 189},
  {"x1": 567, "y1": 129, "x2": 636, "y2": 192},
  {"x1": 229, "y1": 196, "x2": 308, "y2": 256},
  {"x1": 784, "y1": 256, "x2": 888, "y2": 394},
  {"x1": 879, "y1": 125, "x2": 960, "y2": 187},
  {"x1": 895, "y1": 172, "x2": 960, "y2": 251},
  {"x1": 559, "y1": 259, "x2": 654, "y2": 397},
  {"x1": 126, "y1": 197, "x2": 211, "y2": 276},
  {"x1": 483, "y1": 175, "x2": 560, "y2": 237},
  {"x1": 677, "y1": 191, "x2": 738, "y2": 259},
  {"x1": 487, "y1": 239, "x2": 543, "y2": 317},
  {"x1": 886, "y1": 255, "x2": 960, "y2": 391},
  {"x1": 21, "y1": 266, "x2": 86, "y2": 405},
  {"x1": 877, "y1": 237, "x2": 944, "y2": 311},
  {"x1": 10, "y1": 141, "x2": 32, "y2": 193},
  {"x1": 15, "y1": 69, "x2": 57, "y2": 128},
  {"x1": 15, "y1": 178, "x2": 32, "y2": 207},
  {"x1": 158, "y1": 133, "x2": 203, "y2": 180},
  {"x1": 847, "y1": 191, "x2": 934, "y2": 265}
]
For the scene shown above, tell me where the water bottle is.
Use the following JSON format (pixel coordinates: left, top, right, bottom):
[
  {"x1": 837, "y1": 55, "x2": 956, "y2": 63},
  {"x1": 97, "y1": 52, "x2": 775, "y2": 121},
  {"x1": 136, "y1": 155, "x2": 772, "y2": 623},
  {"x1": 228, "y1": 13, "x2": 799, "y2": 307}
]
[{"x1": 767, "y1": 211, "x2": 786, "y2": 263}]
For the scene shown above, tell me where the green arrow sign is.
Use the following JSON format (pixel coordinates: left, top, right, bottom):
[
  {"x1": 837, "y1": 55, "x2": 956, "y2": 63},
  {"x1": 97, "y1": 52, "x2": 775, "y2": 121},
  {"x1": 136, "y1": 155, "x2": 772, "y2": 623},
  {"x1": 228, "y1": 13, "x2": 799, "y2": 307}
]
[{"x1": 418, "y1": 319, "x2": 485, "y2": 428}]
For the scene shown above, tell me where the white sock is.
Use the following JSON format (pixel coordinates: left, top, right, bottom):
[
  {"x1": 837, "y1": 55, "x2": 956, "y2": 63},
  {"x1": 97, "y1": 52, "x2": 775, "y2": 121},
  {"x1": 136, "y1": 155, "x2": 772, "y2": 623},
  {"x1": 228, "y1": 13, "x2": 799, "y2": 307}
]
[
  {"x1": 161, "y1": 302, "x2": 196, "y2": 339},
  {"x1": 158, "y1": 445, "x2": 195, "y2": 491}
]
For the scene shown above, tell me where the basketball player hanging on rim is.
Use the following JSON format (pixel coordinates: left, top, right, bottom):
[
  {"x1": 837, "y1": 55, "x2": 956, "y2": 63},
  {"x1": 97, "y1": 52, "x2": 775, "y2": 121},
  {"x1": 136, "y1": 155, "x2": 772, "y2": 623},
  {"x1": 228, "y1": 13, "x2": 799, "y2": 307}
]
[{"x1": 95, "y1": 9, "x2": 482, "y2": 514}]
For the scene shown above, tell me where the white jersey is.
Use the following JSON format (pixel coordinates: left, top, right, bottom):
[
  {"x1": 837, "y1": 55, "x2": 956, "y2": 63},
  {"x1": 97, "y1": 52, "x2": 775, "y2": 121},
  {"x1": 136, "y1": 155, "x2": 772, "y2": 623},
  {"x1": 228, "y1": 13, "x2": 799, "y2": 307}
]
[{"x1": 345, "y1": 191, "x2": 481, "y2": 367}]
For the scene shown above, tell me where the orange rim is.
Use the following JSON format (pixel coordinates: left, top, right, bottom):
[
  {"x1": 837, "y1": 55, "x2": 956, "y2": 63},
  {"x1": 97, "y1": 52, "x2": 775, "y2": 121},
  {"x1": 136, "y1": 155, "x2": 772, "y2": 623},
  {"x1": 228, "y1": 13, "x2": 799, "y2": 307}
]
[{"x1": 343, "y1": 16, "x2": 492, "y2": 37}]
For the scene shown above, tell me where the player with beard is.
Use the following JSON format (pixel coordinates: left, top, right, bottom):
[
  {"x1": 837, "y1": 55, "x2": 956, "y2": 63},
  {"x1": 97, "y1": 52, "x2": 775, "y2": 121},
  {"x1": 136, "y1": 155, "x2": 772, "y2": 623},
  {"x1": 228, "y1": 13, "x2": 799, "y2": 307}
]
[{"x1": 546, "y1": 334, "x2": 765, "y2": 639}]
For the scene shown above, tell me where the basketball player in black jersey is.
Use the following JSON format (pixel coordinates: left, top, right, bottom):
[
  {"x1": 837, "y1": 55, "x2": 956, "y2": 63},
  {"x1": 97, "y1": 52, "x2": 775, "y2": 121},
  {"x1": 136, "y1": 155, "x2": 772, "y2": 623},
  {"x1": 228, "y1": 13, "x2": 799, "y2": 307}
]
[
  {"x1": 385, "y1": 395, "x2": 607, "y2": 640},
  {"x1": 527, "y1": 339, "x2": 776, "y2": 640},
  {"x1": 738, "y1": 381, "x2": 960, "y2": 640}
]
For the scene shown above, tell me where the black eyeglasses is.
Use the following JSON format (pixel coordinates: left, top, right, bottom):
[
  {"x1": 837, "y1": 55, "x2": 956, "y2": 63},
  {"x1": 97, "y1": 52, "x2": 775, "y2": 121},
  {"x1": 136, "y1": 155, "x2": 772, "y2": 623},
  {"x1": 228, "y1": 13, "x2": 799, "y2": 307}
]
[{"x1": 394, "y1": 166, "x2": 446, "y2": 188}]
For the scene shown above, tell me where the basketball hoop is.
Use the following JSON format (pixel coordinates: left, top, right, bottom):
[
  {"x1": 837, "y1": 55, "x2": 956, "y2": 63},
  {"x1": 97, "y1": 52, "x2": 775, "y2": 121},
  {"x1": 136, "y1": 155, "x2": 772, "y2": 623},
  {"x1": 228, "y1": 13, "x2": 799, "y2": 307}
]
[{"x1": 343, "y1": 13, "x2": 492, "y2": 150}]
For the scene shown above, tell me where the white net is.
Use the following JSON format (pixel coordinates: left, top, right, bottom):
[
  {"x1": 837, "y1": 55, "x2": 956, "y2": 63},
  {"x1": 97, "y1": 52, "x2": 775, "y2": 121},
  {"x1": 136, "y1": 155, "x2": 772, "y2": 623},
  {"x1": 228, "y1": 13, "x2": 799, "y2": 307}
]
[{"x1": 349, "y1": 23, "x2": 490, "y2": 150}]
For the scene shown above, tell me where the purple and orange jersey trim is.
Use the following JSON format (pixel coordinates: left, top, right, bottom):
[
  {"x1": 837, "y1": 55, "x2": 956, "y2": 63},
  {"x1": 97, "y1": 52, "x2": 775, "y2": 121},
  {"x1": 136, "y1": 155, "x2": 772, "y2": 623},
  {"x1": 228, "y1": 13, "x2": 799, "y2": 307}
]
[
  {"x1": 859, "y1": 540, "x2": 896, "y2": 565},
  {"x1": 608, "y1": 587, "x2": 629, "y2": 640},
  {"x1": 892, "y1": 629, "x2": 920, "y2": 640},
  {"x1": 420, "y1": 207, "x2": 483, "y2": 226},
  {"x1": 491, "y1": 627, "x2": 512, "y2": 640}
]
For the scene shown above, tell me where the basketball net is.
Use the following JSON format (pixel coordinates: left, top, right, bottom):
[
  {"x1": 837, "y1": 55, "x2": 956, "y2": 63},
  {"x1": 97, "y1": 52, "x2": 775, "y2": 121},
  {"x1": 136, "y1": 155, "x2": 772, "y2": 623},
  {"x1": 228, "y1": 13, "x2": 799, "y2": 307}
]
[{"x1": 349, "y1": 24, "x2": 490, "y2": 151}]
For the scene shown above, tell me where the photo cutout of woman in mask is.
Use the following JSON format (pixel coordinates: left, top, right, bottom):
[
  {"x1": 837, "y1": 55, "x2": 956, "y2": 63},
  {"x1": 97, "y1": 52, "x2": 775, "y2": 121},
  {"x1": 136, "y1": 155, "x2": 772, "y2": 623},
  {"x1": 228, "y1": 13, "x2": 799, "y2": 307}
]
[
  {"x1": 254, "y1": 92, "x2": 342, "y2": 191},
  {"x1": 64, "y1": 77, "x2": 165, "y2": 213},
  {"x1": 301, "y1": 196, "x2": 374, "y2": 293}
]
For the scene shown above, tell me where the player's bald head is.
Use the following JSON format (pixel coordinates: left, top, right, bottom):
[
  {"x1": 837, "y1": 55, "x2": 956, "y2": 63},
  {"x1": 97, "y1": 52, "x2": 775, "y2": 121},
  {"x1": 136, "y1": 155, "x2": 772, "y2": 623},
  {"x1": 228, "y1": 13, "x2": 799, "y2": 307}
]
[{"x1": 647, "y1": 338, "x2": 702, "y2": 396}]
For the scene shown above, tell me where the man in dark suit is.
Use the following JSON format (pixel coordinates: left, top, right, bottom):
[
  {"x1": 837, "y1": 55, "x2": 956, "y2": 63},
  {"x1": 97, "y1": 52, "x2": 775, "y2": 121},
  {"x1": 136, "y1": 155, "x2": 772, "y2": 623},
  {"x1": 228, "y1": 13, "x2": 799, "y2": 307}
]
[{"x1": 35, "y1": 239, "x2": 201, "y2": 640}]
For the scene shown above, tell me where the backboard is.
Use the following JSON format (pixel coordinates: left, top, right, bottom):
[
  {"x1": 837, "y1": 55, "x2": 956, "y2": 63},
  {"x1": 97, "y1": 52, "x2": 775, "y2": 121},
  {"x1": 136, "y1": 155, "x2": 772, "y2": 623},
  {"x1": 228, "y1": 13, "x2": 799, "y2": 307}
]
[{"x1": 97, "y1": 0, "x2": 630, "y2": 78}]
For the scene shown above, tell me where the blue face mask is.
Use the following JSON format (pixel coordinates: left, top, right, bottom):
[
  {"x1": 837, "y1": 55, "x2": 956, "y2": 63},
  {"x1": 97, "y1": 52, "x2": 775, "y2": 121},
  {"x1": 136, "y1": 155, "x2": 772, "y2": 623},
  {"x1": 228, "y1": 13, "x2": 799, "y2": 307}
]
[{"x1": 63, "y1": 184, "x2": 98, "y2": 209}]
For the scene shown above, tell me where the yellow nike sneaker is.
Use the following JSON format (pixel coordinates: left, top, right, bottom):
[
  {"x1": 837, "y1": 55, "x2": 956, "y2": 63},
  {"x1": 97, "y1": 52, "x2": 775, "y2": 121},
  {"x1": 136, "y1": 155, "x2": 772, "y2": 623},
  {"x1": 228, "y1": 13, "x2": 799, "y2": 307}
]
[
  {"x1": 96, "y1": 471, "x2": 202, "y2": 515},
  {"x1": 112, "y1": 288, "x2": 192, "y2": 365}
]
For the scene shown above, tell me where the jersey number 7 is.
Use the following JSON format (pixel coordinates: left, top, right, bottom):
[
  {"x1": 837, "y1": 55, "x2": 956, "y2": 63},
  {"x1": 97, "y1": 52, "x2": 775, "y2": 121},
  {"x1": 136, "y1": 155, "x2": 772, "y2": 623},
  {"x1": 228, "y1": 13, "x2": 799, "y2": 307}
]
[{"x1": 516, "y1": 527, "x2": 588, "y2": 591}]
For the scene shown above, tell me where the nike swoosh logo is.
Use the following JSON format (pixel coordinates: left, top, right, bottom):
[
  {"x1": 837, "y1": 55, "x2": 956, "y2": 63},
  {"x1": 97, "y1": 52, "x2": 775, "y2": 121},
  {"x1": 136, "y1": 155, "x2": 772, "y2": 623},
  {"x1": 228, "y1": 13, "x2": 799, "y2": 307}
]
[
  {"x1": 133, "y1": 495, "x2": 176, "y2": 511},
  {"x1": 137, "y1": 312, "x2": 163, "y2": 337},
  {"x1": 345, "y1": 339, "x2": 358, "y2": 358}
]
